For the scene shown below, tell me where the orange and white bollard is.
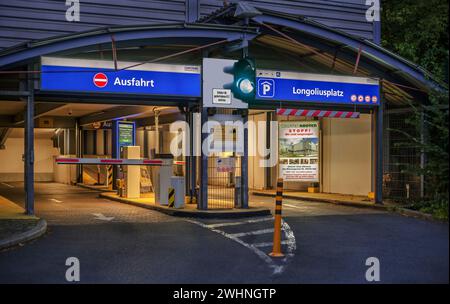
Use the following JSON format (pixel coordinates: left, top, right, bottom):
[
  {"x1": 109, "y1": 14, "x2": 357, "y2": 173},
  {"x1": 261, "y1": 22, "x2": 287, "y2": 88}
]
[{"x1": 269, "y1": 178, "x2": 285, "y2": 258}]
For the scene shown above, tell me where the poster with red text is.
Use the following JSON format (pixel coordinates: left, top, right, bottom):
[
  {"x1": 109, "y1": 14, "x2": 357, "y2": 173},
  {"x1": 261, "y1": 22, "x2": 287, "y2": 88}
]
[{"x1": 278, "y1": 121, "x2": 319, "y2": 182}]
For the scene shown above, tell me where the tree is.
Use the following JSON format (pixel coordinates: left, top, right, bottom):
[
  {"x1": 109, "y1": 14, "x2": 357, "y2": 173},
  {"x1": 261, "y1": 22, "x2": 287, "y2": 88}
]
[
  {"x1": 382, "y1": 0, "x2": 449, "y2": 219},
  {"x1": 382, "y1": 0, "x2": 448, "y2": 82}
]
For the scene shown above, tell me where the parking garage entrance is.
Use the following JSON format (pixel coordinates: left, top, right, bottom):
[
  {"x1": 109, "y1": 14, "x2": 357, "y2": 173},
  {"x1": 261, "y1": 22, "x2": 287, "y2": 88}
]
[{"x1": 0, "y1": 55, "x2": 383, "y2": 213}]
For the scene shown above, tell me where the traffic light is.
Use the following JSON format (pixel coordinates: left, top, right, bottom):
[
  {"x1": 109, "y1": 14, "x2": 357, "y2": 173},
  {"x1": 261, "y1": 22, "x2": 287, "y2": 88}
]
[{"x1": 224, "y1": 58, "x2": 256, "y2": 103}]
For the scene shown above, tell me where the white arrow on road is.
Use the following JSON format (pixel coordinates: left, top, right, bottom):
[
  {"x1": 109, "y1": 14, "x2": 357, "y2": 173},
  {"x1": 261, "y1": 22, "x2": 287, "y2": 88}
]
[{"x1": 92, "y1": 213, "x2": 115, "y2": 221}]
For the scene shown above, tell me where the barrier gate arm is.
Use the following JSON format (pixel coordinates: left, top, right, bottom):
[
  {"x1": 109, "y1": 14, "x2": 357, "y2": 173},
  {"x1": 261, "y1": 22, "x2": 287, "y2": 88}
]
[{"x1": 55, "y1": 158, "x2": 185, "y2": 166}]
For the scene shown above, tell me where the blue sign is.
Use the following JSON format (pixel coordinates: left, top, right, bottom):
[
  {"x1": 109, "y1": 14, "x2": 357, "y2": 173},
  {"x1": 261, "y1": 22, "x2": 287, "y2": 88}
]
[
  {"x1": 41, "y1": 65, "x2": 201, "y2": 97},
  {"x1": 256, "y1": 74, "x2": 380, "y2": 105}
]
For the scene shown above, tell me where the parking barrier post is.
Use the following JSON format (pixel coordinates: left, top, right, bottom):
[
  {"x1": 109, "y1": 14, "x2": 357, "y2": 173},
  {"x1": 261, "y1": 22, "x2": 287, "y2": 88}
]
[{"x1": 269, "y1": 178, "x2": 285, "y2": 258}]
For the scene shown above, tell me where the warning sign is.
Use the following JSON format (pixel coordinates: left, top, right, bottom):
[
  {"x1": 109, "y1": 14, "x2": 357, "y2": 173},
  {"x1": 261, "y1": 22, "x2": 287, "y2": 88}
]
[
  {"x1": 212, "y1": 89, "x2": 231, "y2": 105},
  {"x1": 216, "y1": 157, "x2": 235, "y2": 173},
  {"x1": 279, "y1": 121, "x2": 320, "y2": 182}
]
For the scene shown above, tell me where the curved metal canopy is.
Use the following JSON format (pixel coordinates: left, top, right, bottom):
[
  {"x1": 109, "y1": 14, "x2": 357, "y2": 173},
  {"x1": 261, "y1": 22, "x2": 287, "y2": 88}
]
[
  {"x1": 0, "y1": 23, "x2": 258, "y2": 68},
  {"x1": 0, "y1": 4, "x2": 446, "y2": 97},
  {"x1": 199, "y1": 4, "x2": 445, "y2": 93}
]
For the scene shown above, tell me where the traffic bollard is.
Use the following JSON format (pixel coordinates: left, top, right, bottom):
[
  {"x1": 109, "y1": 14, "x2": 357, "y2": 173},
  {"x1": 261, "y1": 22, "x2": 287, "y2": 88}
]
[{"x1": 269, "y1": 178, "x2": 285, "y2": 258}]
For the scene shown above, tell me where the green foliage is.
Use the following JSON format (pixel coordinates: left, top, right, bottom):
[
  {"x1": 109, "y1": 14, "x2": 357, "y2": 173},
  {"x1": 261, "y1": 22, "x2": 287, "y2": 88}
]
[
  {"x1": 389, "y1": 89, "x2": 448, "y2": 219},
  {"x1": 382, "y1": 0, "x2": 449, "y2": 82},
  {"x1": 382, "y1": 0, "x2": 449, "y2": 219}
]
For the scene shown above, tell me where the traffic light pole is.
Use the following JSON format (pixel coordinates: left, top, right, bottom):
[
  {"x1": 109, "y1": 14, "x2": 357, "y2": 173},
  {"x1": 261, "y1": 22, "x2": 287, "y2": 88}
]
[
  {"x1": 199, "y1": 106, "x2": 208, "y2": 210},
  {"x1": 240, "y1": 45, "x2": 250, "y2": 209},
  {"x1": 241, "y1": 110, "x2": 249, "y2": 209}
]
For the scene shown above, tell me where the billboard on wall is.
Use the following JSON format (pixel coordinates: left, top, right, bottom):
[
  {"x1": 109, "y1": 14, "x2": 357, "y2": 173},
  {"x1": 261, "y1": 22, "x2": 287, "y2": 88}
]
[{"x1": 279, "y1": 121, "x2": 320, "y2": 182}]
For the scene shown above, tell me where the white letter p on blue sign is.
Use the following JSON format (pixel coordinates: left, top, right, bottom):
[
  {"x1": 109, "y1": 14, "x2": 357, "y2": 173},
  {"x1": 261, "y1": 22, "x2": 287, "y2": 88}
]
[{"x1": 258, "y1": 78, "x2": 275, "y2": 98}]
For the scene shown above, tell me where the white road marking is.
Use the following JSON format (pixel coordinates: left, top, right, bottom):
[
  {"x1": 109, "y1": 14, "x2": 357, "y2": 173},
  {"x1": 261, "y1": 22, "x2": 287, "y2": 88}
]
[
  {"x1": 92, "y1": 213, "x2": 115, "y2": 221},
  {"x1": 284, "y1": 203, "x2": 305, "y2": 209},
  {"x1": 50, "y1": 198, "x2": 63, "y2": 203},
  {"x1": 186, "y1": 218, "x2": 282, "y2": 273},
  {"x1": 252, "y1": 240, "x2": 290, "y2": 248},
  {"x1": 228, "y1": 228, "x2": 274, "y2": 238},
  {"x1": 186, "y1": 218, "x2": 297, "y2": 276},
  {"x1": 1, "y1": 182, "x2": 14, "y2": 188},
  {"x1": 205, "y1": 216, "x2": 273, "y2": 228},
  {"x1": 281, "y1": 219, "x2": 297, "y2": 258}
]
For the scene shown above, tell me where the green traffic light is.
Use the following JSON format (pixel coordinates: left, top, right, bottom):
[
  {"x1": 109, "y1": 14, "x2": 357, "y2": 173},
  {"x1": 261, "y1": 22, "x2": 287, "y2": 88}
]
[
  {"x1": 225, "y1": 58, "x2": 256, "y2": 103},
  {"x1": 238, "y1": 78, "x2": 254, "y2": 94}
]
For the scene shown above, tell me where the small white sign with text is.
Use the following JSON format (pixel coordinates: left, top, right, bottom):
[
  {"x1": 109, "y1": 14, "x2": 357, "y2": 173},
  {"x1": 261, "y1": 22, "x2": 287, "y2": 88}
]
[{"x1": 212, "y1": 89, "x2": 231, "y2": 105}]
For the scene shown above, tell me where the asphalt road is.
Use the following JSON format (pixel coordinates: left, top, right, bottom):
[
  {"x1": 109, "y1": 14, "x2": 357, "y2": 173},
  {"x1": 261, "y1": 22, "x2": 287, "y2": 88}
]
[{"x1": 0, "y1": 182, "x2": 448, "y2": 283}]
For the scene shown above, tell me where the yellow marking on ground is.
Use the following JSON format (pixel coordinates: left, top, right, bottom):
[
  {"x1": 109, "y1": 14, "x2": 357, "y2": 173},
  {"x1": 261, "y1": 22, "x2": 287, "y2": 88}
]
[{"x1": 0, "y1": 195, "x2": 38, "y2": 220}]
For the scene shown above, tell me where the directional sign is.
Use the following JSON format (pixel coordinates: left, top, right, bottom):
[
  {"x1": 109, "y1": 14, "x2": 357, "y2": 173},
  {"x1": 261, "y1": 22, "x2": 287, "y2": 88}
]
[
  {"x1": 40, "y1": 57, "x2": 201, "y2": 97},
  {"x1": 256, "y1": 70, "x2": 380, "y2": 106}
]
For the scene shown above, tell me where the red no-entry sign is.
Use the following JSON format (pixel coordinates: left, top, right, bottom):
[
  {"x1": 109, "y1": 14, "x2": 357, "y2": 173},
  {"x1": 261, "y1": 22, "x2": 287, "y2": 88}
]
[{"x1": 93, "y1": 73, "x2": 108, "y2": 88}]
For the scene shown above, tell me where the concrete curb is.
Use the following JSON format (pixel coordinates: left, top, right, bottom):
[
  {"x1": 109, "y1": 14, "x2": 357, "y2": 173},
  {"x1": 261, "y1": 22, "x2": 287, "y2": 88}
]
[
  {"x1": 77, "y1": 183, "x2": 115, "y2": 192},
  {"x1": 387, "y1": 206, "x2": 440, "y2": 222},
  {"x1": 0, "y1": 218, "x2": 47, "y2": 250},
  {"x1": 252, "y1": 191, "x2": 386, "y2": 210},
  {"x1": 252, "y1": 191, "x2": 443, "y2": 222},
  {"x1": 99, "y1": 193, "x2": 271, "y2": 219}
]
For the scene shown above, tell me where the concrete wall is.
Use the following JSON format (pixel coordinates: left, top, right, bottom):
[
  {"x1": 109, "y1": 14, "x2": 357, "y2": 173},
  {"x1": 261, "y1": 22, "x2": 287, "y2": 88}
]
[
  {"x1": 322, "y1": 114, "x2": 372, "y2": 196},
  {"x1": 0, "y1": 137, "x2": 59, "y2": 182},
  {"x1": 53, "y1": 155, "x2": 77, "y2": 185}
]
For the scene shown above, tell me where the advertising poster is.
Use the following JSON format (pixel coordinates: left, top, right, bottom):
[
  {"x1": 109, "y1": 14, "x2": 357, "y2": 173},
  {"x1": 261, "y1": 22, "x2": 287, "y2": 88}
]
[
  {"x1": 279, "y1": 121, "x2": 320, "y2": 182},
  {"x1": 118, "y1": 122, "x2": 134, "y2": 146}
]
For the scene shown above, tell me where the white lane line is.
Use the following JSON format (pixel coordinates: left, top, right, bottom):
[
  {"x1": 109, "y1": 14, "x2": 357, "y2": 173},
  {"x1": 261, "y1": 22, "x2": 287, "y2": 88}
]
[
  {"x1": 186, "y1": 218, "x2": 283, "y2": 274},
  {"x1": 205, "y1": 216, "x2": 273, "y2": 228},
  {"x1": 252, "y1": 240, "x2": 290, "y2": 248},
  {"x1": 284, "y1": 203, "x2": 305, "y2": 209},
  {"x1": 1, "y1": 182, "x2": 14, "y2": 188},
  {"x1": 282, "y1": 220, "x2": 297, "y2": 255},
  {"x1": 186, "y1": 218, "x2": 297, "y2": 275},
  {"x1": 50, "y1": 198, "x2": 63, "y2": 203},
  {"x1": 228, "y1": 228, "x2": 274, "y2": 238},
  {"x1": 92, "y1": 213, "x2": 115, "y2": 221}
]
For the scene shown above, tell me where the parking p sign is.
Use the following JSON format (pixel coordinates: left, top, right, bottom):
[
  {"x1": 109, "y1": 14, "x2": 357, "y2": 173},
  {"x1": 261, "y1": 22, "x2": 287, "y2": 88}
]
[{"x1": 257, "y1": 78, "x2": 275, "y2": 98}]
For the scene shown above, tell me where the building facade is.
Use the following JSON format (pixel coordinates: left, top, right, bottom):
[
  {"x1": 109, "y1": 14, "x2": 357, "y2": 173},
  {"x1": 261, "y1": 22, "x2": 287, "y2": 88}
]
[{"x1": 0, "y1": 0, "x2": 442, "y2": 213}]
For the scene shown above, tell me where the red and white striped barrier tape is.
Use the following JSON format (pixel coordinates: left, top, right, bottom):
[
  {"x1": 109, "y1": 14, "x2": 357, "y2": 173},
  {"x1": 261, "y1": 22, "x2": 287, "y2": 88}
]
[
  {"x1": 55, "y1": 158, "x2": 186, "y2": 166},
  {"x1": 276, "y1": 108, "x2": 360, "y2": 118}
]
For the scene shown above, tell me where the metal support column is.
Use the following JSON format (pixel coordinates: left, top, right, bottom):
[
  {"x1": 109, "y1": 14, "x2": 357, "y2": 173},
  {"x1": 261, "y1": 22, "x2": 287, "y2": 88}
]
[
  {"x1": 185, "y1": 108, "x2": 191, "y2": 196},
  {"x1": 24, "y1": 72, "x2": 34, "y2": 215},
  {"x1": 75, "y1": 119, "x2": 82, "y2": 183},
  {"x1": 111, "y1": 120, "x2": 118, "y2": 190},
  {"x1": 375, "y1": 102, "x2": 384, "y2": 204},
  {"x1": 191, "y1": 110, "x2": 198, "y2": 202},
  {"x1": 199, "y1": 107, "x2": 208, "y2": 210},
  {"x1": 241, "y1": 111, "x2": 249, "y2": 208}
]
